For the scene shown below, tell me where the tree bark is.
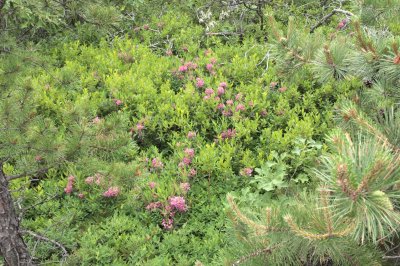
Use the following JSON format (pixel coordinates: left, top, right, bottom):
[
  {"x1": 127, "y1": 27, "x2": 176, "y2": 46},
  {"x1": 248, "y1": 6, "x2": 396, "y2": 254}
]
[
  {"x1": 0, "y1": 0, "x2": 5, "y2": 11},
  {"x1": 0, "y1": 166, "x2": 33, "y2": 266}
]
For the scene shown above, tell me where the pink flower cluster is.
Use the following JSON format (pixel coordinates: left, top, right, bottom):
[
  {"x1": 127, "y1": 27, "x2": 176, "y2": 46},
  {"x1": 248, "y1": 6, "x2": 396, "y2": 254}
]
[
  {"x1": 64, "y1": 175, "x2": 75, "y2": 194},
  {"x1": 162, "y1": 218, "x2": 174, "y2": 230},
  {"x1": 184, "y1": 148, "x2": 195, "y2": 158},
  {"x1": 103, "y1": 186, "x2": 120, "y2": 197},
  {"x1": 205, "y1": 88, "x2": 214, "y2": 95},
  {"x1": 187, "y1": 131, "x2": 196, "y2": 139},
  {"x1": 180, "y1": 182, "x2": 190, "y2": 192},
  {"x1": 151, "y1": 158, "x2": 164, "y2": 169},
  {"x1": 169, "y1": 196, "x2": 187, "y2": 212},
  {"x1": 240, "y1": 167, "x2": 253, "y2": 177},
  {"x1": 146, "y1": 201, "x2": 162, "y2": 211},
  {"x1": 115, "y1": 99, "x2": 123, "y2": 106},
  {"x1": 196, "y1": 78, "x2": 205, "y2": 88},
  {"x1": 236, "y1": 103, "x2": 245, "y2": 112},
  {"x1": 221, "y1": 128, "x2": 236, "y2": 140},
  {"x1": 178, "y1": 61, "x2": 198, "y2": 73},
  {"x1": 188, "y1": 168, "x2": 197, "y2": 177},
  {"x1": 85, "y1": 173, "x2": 103, "y2": 185},
  {"x1": 206, "y1": 58, "x2": 217, "y2": 75},
  {"x1": 149, "y1": 181, "x2": 157, "y2": 189}
]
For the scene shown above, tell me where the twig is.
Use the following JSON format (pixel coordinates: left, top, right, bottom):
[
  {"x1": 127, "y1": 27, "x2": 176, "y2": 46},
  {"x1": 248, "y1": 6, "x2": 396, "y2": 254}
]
[
  {"x1": 383, "y1": 255, "x2": 400, "y2": 259},
  {"x1": 206, "y1": 31, "x2": 242, "y2": 36},
  {"x1": 20, "y1": 230, "x2": 69, "y2": 263},
  {"x1": 310, "y1": 8, "x2": 354, "y2": 33},
  {"x1": 6, "y1": 167, "x2": 49, "y2": 181}
]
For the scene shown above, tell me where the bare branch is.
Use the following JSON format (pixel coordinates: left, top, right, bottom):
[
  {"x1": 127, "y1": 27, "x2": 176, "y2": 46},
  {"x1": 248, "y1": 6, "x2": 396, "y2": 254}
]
[
  {"x1": 6, "y1": 167, "x2": 49, "y2": 181},
  {"x1": 310, "y1": 8, "x2": 354, "y2": 33},
  {"x1": 20, "y1": 230, "x2": 68, "y2": 263}
]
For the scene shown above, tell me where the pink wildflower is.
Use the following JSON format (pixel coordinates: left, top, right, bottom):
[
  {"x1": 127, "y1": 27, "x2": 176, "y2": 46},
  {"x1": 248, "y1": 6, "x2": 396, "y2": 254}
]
[
  {"x1": 166, "y1": 49, "x2": 173, "y2": 56},
  {"x1": 103, "y1": 186, "x2": 120, "y2": 197},
  {"x1": 64, "y1": 175, "x2": 75, "y2": 194},
  {"x1": 169, "y1": 196, "x2": 187, "y2": 212},
  {"x1": 219, "y1": 82, "x2": 227, "y2": 88},
  {"x1": 222, "y1": 110, "x2": 233, "y2": 117},
  {"x1": 152, "y1": 158, "x2": 164, "y2": 169},
  {"x1": 187, "y1": 131, "x2": 196, "y2": 139},
  {"x1": 226, "y1": 99, "x2": 234, "y2": 106},
  {"x1": 188, "y1": 168, "x2": 197, "y2": 177},
  {"x1": 203, "y1": 95, "x2": 211, "y2": 100},
  {"x1": 35, "y1": 155, "x2": 42, "y2": 162},
  {"x1": 270, "y1": 82, "x2": 278, "y2": 89},
  {"x1": 182, "y1": 46, "x2": 188, "y2": 52},
  {"x1": 278, "y1": 87, "x2": 287, "y2": 93},
  {"x1": 196, "y1": 78, "x2": 205, "y2": 88},
  {"x1": 217, "y1": 103, "x2": 225, "y2": 110},
  {"x1": 180, "y1": 182, "x2": 191, "y2": 192},
  {"x1": 136, "y1": 123, "x2": 144, "y2": 132},
  {"x1": 260, "y1": 109, "x2": 268, "y2": 117},
  {"x1": 214, "y1": 96, "x2": 220, "y2": 101},
  {"x1": 206, "y1": 63, "x2": 213, "y2": 72},
  {"x1": 78, "y1": 193, "x2": 85, "y2": 199},
  {"x1": 236, "y1": 104, "x2": 245, "y2": 112},
  {"x1": 205, "y1": 88, "x2": 214, "y2": 95},
  {"x1": 217, "y1": 86, "x2": 225, "y2": 96},
  {"x1": 64, "y1": 184, "x2": 73, "y2": 194},
  {"x1": 143, "y1": 24, "x2": 150, "y2": 30},
  {"x1": 162, "y1": 218, "x2": 174, "y2": 230},
  {"x1": 115, "y1": 99, "x2": 123, "y2": 106},
  {"x1": 182, "y1": 157, "x2": 192, "y2": 165},
  {"x1": 210, "y1": 58, "x2": 217, "y2": 64},
  {"x1": 337, "y1": 19, "x2": 349, "y2": 30},
  {"x1": 240, "y1": 168, "x2": 253, "y2": 177},
  {"x1": 235, "y1": 93, "x2": 243, "y2": 101},
  {"x1": 146, "y1": 201, "x2": 162, "y2": 211},
  {"x1": 184, "y1": 148, "x2": 195, "y2": 158},
  {"x1": 149, "y1": 181, "x2": 156, "y2": 189},
  {"x1": 85, "y1": 176, "x2": 95, "y2": 184},
  {"x1": 178, "y1": 65, "x2": 188, "y2": 72},
  {"x1": 221, "y1": 129, "x2": 236, "y2": 140},
  {"x1": 185, "y1": 61, "x2": 197, "y2": 70}
]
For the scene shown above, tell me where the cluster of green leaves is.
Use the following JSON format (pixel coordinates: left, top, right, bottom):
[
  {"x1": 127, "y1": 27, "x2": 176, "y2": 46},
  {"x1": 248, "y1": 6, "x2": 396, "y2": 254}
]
[
  {"x1": 2, "y1": 0, "x2": 399, "y2": 265},
  {"x1": 3, "y1": 13, "x2": 355, "y2": 264}
]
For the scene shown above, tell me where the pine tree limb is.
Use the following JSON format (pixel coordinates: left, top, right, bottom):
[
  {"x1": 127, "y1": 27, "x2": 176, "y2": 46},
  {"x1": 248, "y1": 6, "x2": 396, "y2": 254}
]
[{"x1": 232, "y1": 246, "x2": 274, "y2": 266}]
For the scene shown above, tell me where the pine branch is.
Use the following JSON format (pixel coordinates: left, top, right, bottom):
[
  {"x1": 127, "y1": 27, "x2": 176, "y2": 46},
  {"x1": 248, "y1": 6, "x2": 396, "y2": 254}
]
[
  {"x1": 232, "y1": 246, "x2": 274, "y2": 266},
  {"x1": 227, "y1": 195, "x2": 269, "y2": 232},
  {"x1": 284, "y1": 215, "x2": 354, "y2": 240}
]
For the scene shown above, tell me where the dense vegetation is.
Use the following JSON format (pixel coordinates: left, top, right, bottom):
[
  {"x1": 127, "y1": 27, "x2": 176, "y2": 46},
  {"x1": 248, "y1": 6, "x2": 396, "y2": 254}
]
[{"x1": 0, "y1": 0, "x2": 399, "y2": 265}]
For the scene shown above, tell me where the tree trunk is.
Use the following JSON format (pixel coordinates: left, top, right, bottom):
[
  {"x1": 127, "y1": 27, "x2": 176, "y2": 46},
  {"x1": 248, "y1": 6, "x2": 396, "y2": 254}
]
[
  {"x1": 0, "y1": 167, "x2": 33, "y2": 266},
  {"x1": 0, "y1": 0, "x2": 5, "y2": 10}
]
